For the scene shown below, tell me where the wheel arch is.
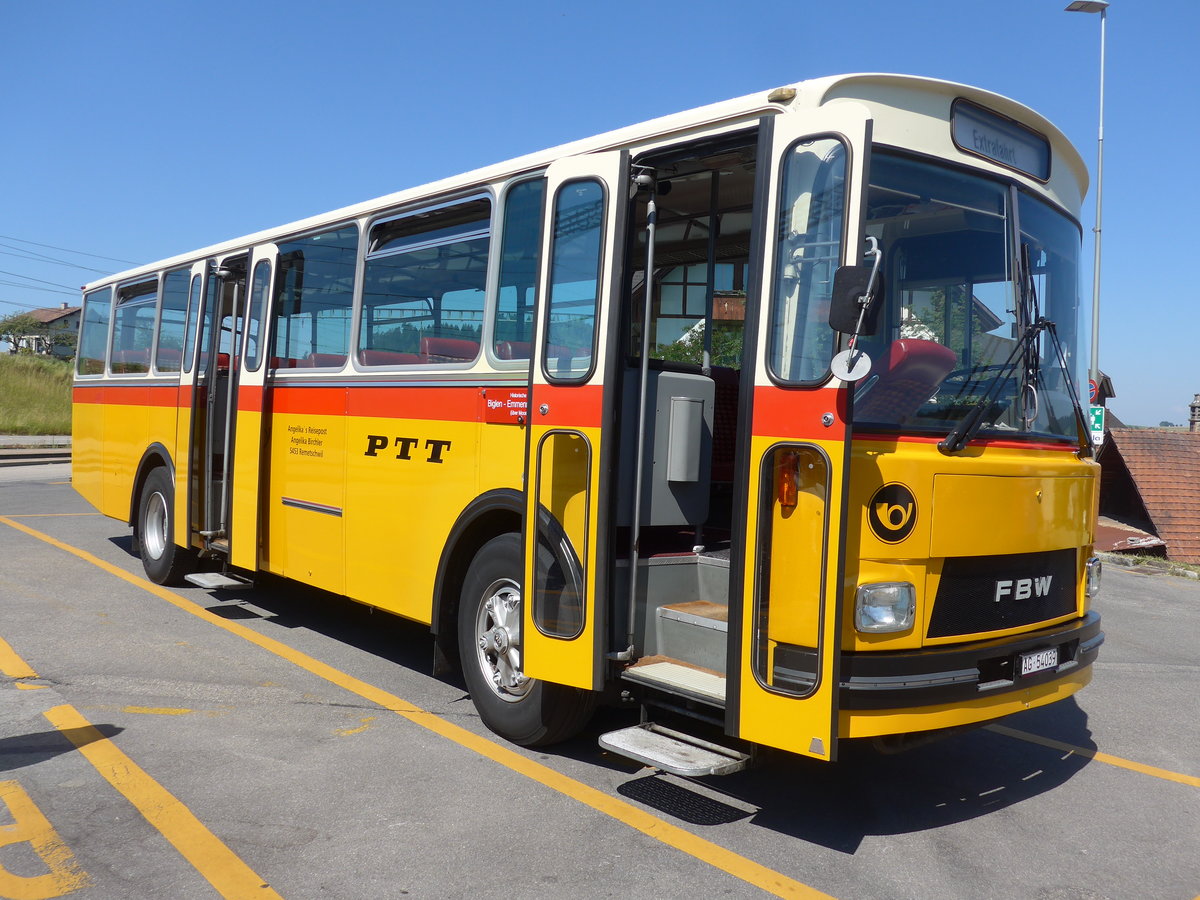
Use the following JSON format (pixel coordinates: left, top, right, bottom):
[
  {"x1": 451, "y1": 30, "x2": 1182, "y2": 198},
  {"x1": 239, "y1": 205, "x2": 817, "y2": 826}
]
[
  {"x1": 431, "y1": 488, "x2": 524, "y2": 671},
  {"x1": 128, "y1": 443, "x2": 175, "y2": 527}
]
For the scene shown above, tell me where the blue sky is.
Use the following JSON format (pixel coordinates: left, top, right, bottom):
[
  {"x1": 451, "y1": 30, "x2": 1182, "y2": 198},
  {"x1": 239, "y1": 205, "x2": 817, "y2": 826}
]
[{"x1": 2, "y1": 0, "x2": 1194, "y2": 426}]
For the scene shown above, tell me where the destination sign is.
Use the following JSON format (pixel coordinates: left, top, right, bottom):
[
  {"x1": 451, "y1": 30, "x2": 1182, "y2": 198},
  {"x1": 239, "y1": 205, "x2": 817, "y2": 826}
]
[{"x1": 952, "y1": 100, "x2": 1050, "y2": 181}]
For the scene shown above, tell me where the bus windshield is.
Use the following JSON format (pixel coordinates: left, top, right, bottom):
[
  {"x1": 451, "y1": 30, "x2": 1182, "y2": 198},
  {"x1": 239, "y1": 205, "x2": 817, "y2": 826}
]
[{"x1": 854, "y1": 152, "x2": 1083, "y2": 443}]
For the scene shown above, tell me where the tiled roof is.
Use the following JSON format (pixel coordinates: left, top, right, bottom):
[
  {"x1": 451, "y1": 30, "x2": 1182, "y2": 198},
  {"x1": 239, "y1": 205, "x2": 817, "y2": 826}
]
[
  {"x1": 1103, "y1": 428, "x2": 1200, "y2": 563},
  {"x1": 27, "y1": 306, "x2": 80, "y2": 324}
]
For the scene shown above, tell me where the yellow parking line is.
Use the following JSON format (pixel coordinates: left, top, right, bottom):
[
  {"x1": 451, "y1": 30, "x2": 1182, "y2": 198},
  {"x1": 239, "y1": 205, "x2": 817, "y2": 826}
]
[
  {"x1": 0, "y1": 779, "x2": 92, "y2": 897},
  {"x1": 0, "y1": 632, "x2": 279, "y2": 898},
  {"x1": 44, "y1": 705, "x2": 282, "y2": 900},
  {"x1": 987, "y1": 724, "x2": 1200, "y2": 788},
  {"x1": 0, "y1": 513, "x2": 100, "y2": 517},
  {"x1": 0, "y1": 634, "x2": 39, "y2": 679},
  {"x1": 0, "y1": 514, "x2": 830, "y2": 899}
]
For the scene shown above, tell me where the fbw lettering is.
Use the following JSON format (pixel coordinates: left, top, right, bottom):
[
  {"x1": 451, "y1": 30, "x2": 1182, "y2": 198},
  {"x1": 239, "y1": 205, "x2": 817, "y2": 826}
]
[
  {"x1": 994, "y1": 576, "x2": 1053, "y2": 603},
  {"x1": 364, "y1": 434, "x2": 452, "y2": 463}
]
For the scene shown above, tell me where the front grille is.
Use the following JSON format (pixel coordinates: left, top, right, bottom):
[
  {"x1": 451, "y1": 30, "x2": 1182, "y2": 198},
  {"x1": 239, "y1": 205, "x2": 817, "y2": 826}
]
[{"x1": 928, "y1": 549, "x2": 1077, "y2": 638}]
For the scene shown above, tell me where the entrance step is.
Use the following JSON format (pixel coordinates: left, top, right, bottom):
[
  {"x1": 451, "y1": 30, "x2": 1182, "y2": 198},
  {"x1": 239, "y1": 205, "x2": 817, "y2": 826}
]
[
  {"x1": 185, "y1": 572, "x2": 253, "y2": 590},
  {"x1": 599, "y1": 723, "x2": 749, "y2": 776},
  {"x1": 622, "y1": 657, "x2": 726, "y2": 705},
  {"x1": 656, "y1": 600, "x2": 727, "y2": 672}
]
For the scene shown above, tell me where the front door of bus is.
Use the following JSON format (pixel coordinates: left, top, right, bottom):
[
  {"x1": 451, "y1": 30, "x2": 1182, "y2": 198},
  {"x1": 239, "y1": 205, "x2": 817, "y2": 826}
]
[
  {"x1": 228, "y1": 245, "x2": 274, "y2": 570},
  {"x1": 189, "y1": 256, "x2": 246, "y2": 554},
  {"x1": 732, "y1": 103, "x2": 872, "y2": 761},
  {"x1": 522, "y1": 152, "x2": 626, "y2": 691}
]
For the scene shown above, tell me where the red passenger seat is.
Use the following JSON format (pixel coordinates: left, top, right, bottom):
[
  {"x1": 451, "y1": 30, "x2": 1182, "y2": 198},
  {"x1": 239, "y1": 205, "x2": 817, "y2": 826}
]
[
  {"x1": 854, "y1": 339, "x2": 957, "y2": 424},
  {"x1": 495, "y1": 340, "x2": 532, "y2": 360},
  {"x1": 359, "y1": 349, "x2": 422, "y2": 366},
  {"x1": 301, "y1": 353, "x2": 348, "y2": 369},
  {"x1": 420, "y1": 336, "x2": 479, "y2": 363}
]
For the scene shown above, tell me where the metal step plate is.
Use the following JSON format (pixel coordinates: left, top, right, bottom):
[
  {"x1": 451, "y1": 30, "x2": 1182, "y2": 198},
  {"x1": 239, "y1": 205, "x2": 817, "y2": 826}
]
[
  {"x1": 184, "y1": 572, "x2": 252, "y2": 590},
  {"x1": 622, "y1": 660, "x2": 726, "y2": 704},
  {"x1": 599, "y1": 723, "x2": 749, "y2": 776}
]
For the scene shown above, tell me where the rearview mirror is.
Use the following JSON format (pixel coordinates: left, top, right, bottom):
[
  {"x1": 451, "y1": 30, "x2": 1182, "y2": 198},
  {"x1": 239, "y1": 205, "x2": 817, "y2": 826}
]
[{"x1": 828, "y1": 265, "x2": 884, "y2": 336}]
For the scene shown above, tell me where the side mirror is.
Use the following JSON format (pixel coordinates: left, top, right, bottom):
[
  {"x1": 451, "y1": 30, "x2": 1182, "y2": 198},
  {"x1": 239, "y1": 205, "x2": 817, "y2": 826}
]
[{"x1": 828, "y1": 265, "x2": 884, "y2": 336}]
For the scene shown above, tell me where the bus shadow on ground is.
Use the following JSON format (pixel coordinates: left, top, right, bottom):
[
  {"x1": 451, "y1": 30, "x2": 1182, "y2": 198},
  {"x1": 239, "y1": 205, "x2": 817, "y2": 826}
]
[
  {"x1": 194, "y1": 574, "x2": 448, "y2": 683},
  {"x1": 0, "y1": 724, "x2": 123, "y2": 773},
  {"x1": 121, "y1": 560, "x2": 1099, "y2": 854},
  {"x1": 608, "y1": 700, "x2": 1097, "y2": 853}
]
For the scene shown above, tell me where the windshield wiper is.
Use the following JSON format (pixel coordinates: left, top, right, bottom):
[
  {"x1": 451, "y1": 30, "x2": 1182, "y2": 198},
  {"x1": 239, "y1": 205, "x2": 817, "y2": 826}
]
[{"x1": 937, "y1": 318, "x2": 1046, "y2": 454}]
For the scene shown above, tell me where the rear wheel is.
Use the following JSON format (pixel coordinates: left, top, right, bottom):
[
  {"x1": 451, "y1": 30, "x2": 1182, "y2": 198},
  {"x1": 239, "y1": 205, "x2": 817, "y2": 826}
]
[
  {"x1": 137, "y1": 468, "x2": 197, "y2": 585},
  {"x1": 457, "y1": 533, "x2": 595, "y2": 747}
]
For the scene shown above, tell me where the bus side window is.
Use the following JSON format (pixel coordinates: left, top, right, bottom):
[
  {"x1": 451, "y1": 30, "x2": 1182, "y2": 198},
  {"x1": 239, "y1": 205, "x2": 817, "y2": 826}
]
[
  {"x1": 76, "y1": 287, "x2": 113, "y2": 376},
  {"x1": 110, "y1": 279, "x2": 159, "y2": 375},
  {"x1": 767, "y1": 137, "x2": 848, "y2": 384},
  {"x1": 492, "y1": 178, "x2": 544, "y2": 364},
  {"x1": 272, "y1": 224, "x2": 359, "y2": 369},
  {"x1": 155, "y1": 268, "x2": 190, "y2": 373},
  {"x1": 545, "y1": 179, "x2": 604, "y2": 380},
  {"x1": 358, "y1": 197, "x2": 491, "y2": 366},
  {"x1": 244, "y1": 259, "x2": 270, "y2": 371}
]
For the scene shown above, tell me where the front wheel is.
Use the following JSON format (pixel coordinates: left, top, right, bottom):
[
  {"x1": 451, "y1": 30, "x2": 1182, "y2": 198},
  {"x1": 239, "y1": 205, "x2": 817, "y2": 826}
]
[
  {"x1": 136, "y1": 468, "x2": 197, "y2": 586},
  {"x1": 457, "y1": 533, "x2": 595, "y2": 747}
]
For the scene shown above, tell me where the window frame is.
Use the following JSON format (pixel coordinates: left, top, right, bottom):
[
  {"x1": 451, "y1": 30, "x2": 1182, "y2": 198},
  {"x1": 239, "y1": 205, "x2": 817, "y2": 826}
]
[
  {"x1": 541, "y1": 176, "x2": 607, "y2": 386},
  {"x1": 764, "y1": 133, "x2": 852, "y2": 387},
  {"x1": 269, "y1": 221, "x2": 361, "y2": 372},
  {"x1": 108, "y1": 276, "x2": 161, "y2": 377},
  {"x1": 355, "y1": 192, "x2": 494, "y2": 370},
  {"x1": 75, "y1": 286, "x2": 114, "y2": 378},
  {"x1": 486, "y1": 175, "x2": 546, "y2": 370},
  {"x1": 153, "y1": 266, "x2": 192, "y2": 376}
]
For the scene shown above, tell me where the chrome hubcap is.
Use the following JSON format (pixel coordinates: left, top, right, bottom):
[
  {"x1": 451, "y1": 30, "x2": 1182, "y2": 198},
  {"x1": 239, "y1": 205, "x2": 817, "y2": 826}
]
[
  {"x1": 144, "y1": 491, "x2": 168, "y2": 560},
  {"x1": 473, "y1": 577, "x2": 530, "y2": 702}
]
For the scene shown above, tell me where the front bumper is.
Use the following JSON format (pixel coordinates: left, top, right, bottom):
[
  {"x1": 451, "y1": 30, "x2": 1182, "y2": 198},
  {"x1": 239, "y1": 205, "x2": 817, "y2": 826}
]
[{"x1": 839, "y1": 611, "x2": 1103, "y2": 710}]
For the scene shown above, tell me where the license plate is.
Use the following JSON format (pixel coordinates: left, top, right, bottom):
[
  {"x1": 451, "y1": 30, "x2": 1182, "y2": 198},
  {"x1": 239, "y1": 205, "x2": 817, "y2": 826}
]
[{"x1": 1019, "y1": 647, "x2": 1059, "y2": 676}]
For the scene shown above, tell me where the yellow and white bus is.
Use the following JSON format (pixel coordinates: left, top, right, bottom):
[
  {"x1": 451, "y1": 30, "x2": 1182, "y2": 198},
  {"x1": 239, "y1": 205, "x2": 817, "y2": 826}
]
[{"x1": 73, "y1": 73, "x2": 1103, "y2": 771}]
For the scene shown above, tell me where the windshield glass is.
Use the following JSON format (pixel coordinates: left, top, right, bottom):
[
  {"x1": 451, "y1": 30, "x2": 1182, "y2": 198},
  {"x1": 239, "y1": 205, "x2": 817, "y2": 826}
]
[{"x1": 853, "y1": 152, "x2": 1082, "y2": 442}]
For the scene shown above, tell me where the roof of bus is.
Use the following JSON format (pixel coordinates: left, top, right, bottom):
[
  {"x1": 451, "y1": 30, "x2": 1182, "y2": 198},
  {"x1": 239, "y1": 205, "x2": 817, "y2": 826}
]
[{"x1": 84, "y1": 72, "x2": 1087, "y2": 292}]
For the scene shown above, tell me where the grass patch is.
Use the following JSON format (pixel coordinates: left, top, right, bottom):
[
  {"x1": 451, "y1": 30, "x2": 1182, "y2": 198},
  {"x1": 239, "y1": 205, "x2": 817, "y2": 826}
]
[{"x1": 0, "y1": 355, "x2": 73, "y2": 435}]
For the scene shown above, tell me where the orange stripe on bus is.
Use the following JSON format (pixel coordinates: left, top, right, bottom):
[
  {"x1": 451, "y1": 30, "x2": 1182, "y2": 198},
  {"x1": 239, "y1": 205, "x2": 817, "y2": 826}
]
[
  {"x1": 74, "y1": 379, "x2": 611, "y2": 427},
  {"x1": 72, "y1": 384, "x2": 180, "y2": 407}
]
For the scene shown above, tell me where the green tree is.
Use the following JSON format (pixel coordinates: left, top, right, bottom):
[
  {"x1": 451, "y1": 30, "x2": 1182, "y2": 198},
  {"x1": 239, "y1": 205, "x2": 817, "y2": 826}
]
[
  {"x1": 0, "y1": 312, "x2": 77, "y2": 357},
  {"x1": 0, "y1": 313, "x2": 39, "y2": 352}
]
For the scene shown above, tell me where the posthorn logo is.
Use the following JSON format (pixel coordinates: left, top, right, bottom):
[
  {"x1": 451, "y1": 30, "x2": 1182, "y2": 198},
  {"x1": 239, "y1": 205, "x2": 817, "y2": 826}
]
[{"x1": 868, "y1": 483, "x2": 917, "y2": 543}]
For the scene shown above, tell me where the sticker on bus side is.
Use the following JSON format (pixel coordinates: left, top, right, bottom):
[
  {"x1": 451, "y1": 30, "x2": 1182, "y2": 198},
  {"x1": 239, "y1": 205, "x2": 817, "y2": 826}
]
[{"x1": 483, "y1": 388, "x2": 529, "y2": 425}]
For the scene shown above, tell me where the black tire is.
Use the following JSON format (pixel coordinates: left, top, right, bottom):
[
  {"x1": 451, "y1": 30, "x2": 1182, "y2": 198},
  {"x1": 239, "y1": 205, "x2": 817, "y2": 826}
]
[
  {"x1": 457, "y1": 533, "x2": 596, "y2": 747},
  {"x1": 136, "y1": 468, "x2": 198, "y2": 586}
]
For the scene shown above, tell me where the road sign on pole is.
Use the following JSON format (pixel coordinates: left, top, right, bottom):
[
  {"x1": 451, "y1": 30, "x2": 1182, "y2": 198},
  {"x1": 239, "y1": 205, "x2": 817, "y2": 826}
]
[{"x1": 1090, "y1": 405, "x2": 1105, "y2": 446}]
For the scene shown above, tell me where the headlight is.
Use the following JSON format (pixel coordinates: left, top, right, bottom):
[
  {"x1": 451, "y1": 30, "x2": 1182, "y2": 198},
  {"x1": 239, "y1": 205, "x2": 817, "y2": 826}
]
[
  {"x1": 855, "y1": 582, "x2": 916, "y2": 633},
  {"x1": 1085, "y1": 556, "x2": 1102, "y2": 599}
]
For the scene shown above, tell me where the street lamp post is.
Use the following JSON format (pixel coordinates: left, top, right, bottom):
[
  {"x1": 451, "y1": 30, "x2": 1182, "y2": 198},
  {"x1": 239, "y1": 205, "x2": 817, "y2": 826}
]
[{"x1": 1065, "y1": 0, "x2": 1108, "y2": 397}]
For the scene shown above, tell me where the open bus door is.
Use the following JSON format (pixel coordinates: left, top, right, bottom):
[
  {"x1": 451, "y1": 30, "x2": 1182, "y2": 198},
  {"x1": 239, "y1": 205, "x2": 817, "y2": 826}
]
[
  {"x1": 187, "y1": 255, "x2": 247, "y2": 557},
  {"x1": 173, "y1": 260, "x2": 208, "y2": 554},
  {"x1": 522, "y1": 152, "x2": 627, "y2": 691},
  {"x1": 731, "y1": 102, "x2": 873, "y2": 762},
  {"x1": 228, "y1": 246, "x2": 275, "y2": 571}
]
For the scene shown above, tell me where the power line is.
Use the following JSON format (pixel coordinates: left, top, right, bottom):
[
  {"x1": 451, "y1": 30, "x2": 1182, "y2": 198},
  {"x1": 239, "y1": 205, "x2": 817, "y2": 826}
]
[
  {"x1": 0, "y1": 269, "x2": 80, "y2": 291},
  {"x1": 0, "y1": 280, "x2": 78, "y2": 296},
  {"x1": 0, "y1": 234, "x2": 136, "y2": 266},
  {"x1": 0, "y1": 243, "x2": 111, "y2": 275}
]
